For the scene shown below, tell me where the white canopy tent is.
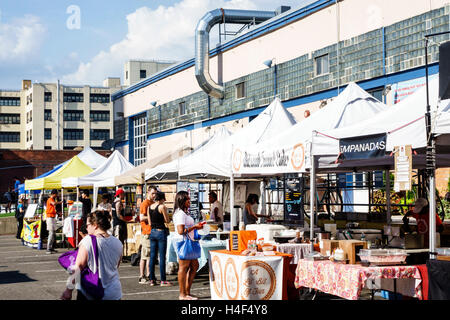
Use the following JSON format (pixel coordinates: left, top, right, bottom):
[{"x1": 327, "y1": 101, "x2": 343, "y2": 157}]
[
  {"x1": 232, "y1": 82, "x2": 388, "y2": 175},
  {"x1": 175, "y1": 97, "x2": 297, "y2": 229},
  {"x1": 144, "y1": 125, "x2": 233, "y2": 181},
  {"x1": 62, "y1": 150, "x2": 134, "y2": 188},
  {"x1": 178, "y1": 97, "x2": 297, "y2": 180},
  {"x1": 114, "y1": 145, "x2": 193, "y2": 186},
  {"x1": 311, "y1": 77, "x2": 450, "y2": 171},
  {"x1": 58, "y1": 146, "x2": 107, "y2": 170},
  {"x1": 229, "y1": 82, "x2": 388, "y2": 245}
]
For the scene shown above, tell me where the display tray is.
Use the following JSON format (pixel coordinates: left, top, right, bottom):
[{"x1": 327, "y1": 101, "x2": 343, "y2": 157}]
[{"x1": 358, "y1": 249, "x2": 408, "y2": 266}]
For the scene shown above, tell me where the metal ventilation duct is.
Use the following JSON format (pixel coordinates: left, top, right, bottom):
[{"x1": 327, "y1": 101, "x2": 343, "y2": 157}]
[{"x1": 195, "y1": 8, "x2": 277, "y2": 99}]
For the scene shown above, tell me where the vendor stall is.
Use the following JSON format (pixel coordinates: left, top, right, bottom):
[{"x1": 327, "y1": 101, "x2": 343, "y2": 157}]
[
  {"x1": 209, "y1": 250, "x2": 292, "y2": 300},
  {"x1": 23, "y1": 156, "x2": 93, "y2": 249},
  {"x1": 294, "y1": 259, "x2": 424, "y2": 300}
]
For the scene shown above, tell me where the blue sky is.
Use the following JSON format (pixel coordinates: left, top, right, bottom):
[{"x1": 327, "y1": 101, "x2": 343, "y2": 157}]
[{"x1": 0, "y1": 0, "x2": 308, "y2": 89}]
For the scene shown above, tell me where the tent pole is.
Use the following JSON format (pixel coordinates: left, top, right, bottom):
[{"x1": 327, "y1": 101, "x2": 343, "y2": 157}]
[
  {"x1": 61, "y1": 187, "x2": 65, "y2": 248},
  {"x1": 310, "y1": 155, "x2": 316, "y2": 252},
  {"x1": 429, "y1": 140, "x2": 437, "y2": 259},
  {"x1": 230, "y1": 172, "x2": 235, "y2": 231},
  {"x1": 385, "y1": 169, "x2": 391, "y2": 225},
  {"x1": 424, "y1": 37, "x2": 437, "y2": 259}
]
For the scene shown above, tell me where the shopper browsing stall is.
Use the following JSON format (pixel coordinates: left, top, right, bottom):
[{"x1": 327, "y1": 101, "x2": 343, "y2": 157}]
[
  {"x1": 46, "y1": 189, "x2": 62, "y2": 254},
  {"x1": 173, "y1": 191, "x2": 204, "y2": 300},
  {"x1": 112, "y1": 188, "x2": 127, "y2": 246},
  {"x1": 149, "y1": 191, "x2": 172, "y2": 286},
  {"x1": 60, "y1": 210, "x2": 123, "y2": 300},
  {"x1": 138, "y1": 185, "x2": 157, "y2": 284}
]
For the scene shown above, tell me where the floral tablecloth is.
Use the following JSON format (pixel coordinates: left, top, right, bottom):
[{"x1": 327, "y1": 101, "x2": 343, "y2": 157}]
[{"x1": 294, "y1": 260, "x2": 423, "y2": 300}]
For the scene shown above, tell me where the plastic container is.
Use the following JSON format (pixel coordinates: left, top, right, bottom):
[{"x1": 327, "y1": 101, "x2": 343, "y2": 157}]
[
  {"x1": 358, "y1": 249, "x2": 408, "y2": 266},
  {"x1": 436, "y1": 248, "x2": 450, "y2": 256}
]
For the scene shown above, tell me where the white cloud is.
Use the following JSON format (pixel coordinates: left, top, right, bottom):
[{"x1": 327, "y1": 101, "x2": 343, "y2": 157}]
[
  {"x1": 61, "y1": 0, "x2": 302, "y2": 86},
  {"x1": 0, "y1": 14, "x2": 47, "y2": 63}
]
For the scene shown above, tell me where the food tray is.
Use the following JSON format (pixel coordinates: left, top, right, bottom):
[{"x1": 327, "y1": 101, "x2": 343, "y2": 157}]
[{"x1": 358, "y1": 249, "x2": 408, "y2": 266}]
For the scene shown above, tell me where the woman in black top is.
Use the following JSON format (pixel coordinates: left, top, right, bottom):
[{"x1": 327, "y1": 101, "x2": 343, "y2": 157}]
[{"x1": 148, "y1": 191, "x2": 171, "y2": 286}]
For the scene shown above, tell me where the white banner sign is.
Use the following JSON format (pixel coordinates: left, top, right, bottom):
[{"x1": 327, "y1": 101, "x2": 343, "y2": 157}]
[
  {"x1": 209, "y1": 251, "x2": 285, "y2": 300},
  {"x1": 232, "y1": 142, "x2": 306, "y2": 175}
]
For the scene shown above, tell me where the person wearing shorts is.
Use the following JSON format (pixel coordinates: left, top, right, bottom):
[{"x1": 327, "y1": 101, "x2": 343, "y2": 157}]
[
  {"x1": 46, "y1": 189, "x2": 61, "y2": 254},
  {"x1": 138, "y1": 186, "x2": 157, "y2": 284}
]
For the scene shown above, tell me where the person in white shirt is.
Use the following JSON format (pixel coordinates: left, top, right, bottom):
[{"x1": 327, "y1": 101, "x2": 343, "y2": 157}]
[
  {"x1": 208, "y1": 191, "x2": 223, "y2": 226},
  {"x1": 60, "y1": 210, "x2": 123, "y2": 300},
  {"x1": 172, "y1": 191, "x2": 204, "y2": 300}
]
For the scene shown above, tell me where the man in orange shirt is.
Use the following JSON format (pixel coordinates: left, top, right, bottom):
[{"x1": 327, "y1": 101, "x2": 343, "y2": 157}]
[
  {"x1": 138, "y1": 185, "x2": 158, "y2": 284},
  {"x1": 46, "y1": 189, "x2": 61, "y2": 254}
]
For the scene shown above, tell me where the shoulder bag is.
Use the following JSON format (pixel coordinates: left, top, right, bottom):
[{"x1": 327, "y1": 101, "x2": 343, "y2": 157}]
[
  {"x1": 175, "y1": 230, "x2": 201, "y2": 260},
  {"x1": 58, "y1": 235, "x2": 104, "y2": 300}
]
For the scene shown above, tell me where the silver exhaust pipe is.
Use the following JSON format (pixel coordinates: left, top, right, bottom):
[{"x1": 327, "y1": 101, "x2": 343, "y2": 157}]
[{"x1": 195, "y1": 8, "x2": 278, "y2": 99}]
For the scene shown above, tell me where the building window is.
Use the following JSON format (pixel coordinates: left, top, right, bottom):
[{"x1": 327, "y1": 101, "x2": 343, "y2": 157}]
[
  {"x1": 179, "y1": 101, "x2": 186, "y2": 115},
  {"x1": 367, "y1": 87, "x2": 384, "y2": 102},
  {"x1": 314, "y1": 54, "x2": 329, "y2": 76},
  {"x1": 0, "y1": 97, "x2": 21, "y2": 106},
  {"x1": 126, "y1": 71, "x2": 128, "y2": 80},
  {"x1": 63, "y1": 129, "x2": 83, "y2": 140},
  {"x1": 133, "y1": 114, "x2": 147, "y2": 166},
  {"x1": 63, "y1": 110, "x2": 84, "y2": 121},
  {"x1": 236, "y1": 82, "x2": 245, "y2": 99},
  {"x1": 44, "y1": 109, "x2": 52, "y2": 121},
  {"x1": 63, "y1": 92, "x2": 84, "y2": 103},
  {"x1": 0, "y1": 113, "x2": 20, "y2": 124},
  {"x1": 90, "y1": 129, "x2": 110, "y2": 141},
  {"x1": 90, "y1": 110, "x2": 110, "y2": 121},
  {"x1": 26, "y1": 94, "x2": 32, "y2": 105},
  {"x1": 140, "y1": 70, "x2": 146, "y2": 79},
  {"x1": 44, "y1": 146, "x2": 52, "y2": 150},
  {"x1": 0, "y1": 132, "x2": 20, "y2": 142},
  {"x1": 44, "y1": 128, "x2": 52, "y2": 140},
  {"x1": 44, "y1": 92, "x2": 52, "y2": 102},
  {"x1": 90, "y1": 93, "x2": 110, "y2": 104}
]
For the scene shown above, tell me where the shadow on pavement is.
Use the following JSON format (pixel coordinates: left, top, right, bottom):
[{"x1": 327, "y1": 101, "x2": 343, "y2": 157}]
[{"x1": 0, "y1": 271, "x2": 37, "y2": 285}]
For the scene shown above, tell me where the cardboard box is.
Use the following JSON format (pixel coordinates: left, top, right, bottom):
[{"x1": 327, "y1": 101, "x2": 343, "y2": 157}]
[
  {"x1": 320, "y1": 239, "x2": 340, "y2": 256},
  {"x1": 229, "y1": 230, "x2": 257, "y2": 253},
  {"x1": 338, "y1": 240, "x2": 367, "y2": 264}
]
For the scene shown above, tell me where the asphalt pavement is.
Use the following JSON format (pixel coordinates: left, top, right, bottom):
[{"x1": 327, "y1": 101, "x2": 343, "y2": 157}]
[{"x1": 0, "y1": 234, "x2": 212, "y2": 300}]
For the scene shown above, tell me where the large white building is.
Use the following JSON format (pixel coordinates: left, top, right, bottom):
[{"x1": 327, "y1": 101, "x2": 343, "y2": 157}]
[
  {"x1": 0, "y1": 80, "x2": 119, "y2": 150},
  {"x1": 112, "y1": 0, "x2": 450, "y2": 169}
]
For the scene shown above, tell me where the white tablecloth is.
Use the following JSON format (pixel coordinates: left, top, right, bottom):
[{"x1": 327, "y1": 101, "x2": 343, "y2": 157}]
[{"x1": 275, "y1": 243, "x2": 312, "y2": 264}]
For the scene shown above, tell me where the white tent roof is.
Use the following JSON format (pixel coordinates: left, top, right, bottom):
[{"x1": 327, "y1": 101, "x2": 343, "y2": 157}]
[
  {"x1": 311, "y1": 76, "x2": 450, "y2": 172},
  {"x1": 58, "y1": 146, "x2": 107, "y2": 170},
  {"x1": 145, "y1": 125, "x2": 233, "y2": 181},
  {"x1": 313, "y1": 77, "x2": 448, "y2": 155},
  {"x1": 62, "y1": 150, "x2": 134, "y2": 187},
  {"x1": 178, "y1": 97, "x2": 297, "y2": 179},
  {"x1": 232, "y1": 82, "x2": 387, "y2": 175}
]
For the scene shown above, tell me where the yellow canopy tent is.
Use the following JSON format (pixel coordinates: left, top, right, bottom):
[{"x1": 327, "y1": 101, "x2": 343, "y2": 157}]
[{"x1": 25, "y1": 156, "x2": 93, "y2": 190}]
